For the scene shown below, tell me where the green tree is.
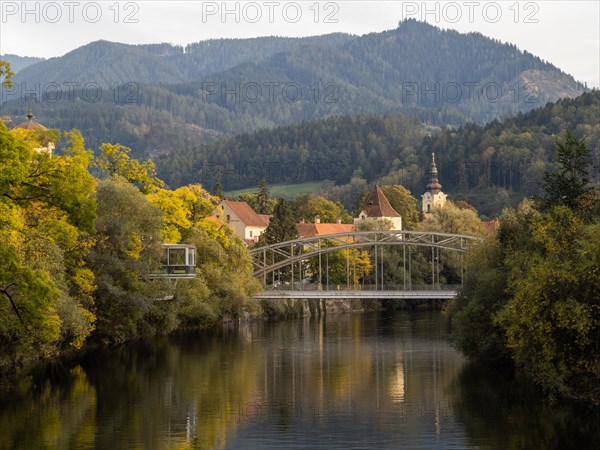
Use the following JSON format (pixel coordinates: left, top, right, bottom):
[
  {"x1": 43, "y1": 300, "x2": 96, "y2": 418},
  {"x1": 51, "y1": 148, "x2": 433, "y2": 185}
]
[
  {"x1": 89, "y1": 177, "x2": 163, "y2": 344},
  {"x1": 256, "y1": 179, "x2": 272, "y2": 214},
  {"x1": 0, "y1": 244, "x2": 61, "y2": 369},
  {"x1": 418, "y1": 201, "x2": 484, "y2": 236},
  {"x1": 496, "y1": 206, "x2": 600, "y2": 402},
  {"x1": 542, "y1": 130, "x2": 593, "y2": 211},
  {"x1": 292, "y1": 195, "x2": 352, "y2": 223},
  {"x1": 259, "y1": 198, "x2": 299, "y2": 245},
  {"x1": 212, "y1": 182, "x2": 224, "y2": 200},
  {"x1": 355, "y1": 218, "x2": 393, "y2": 231},
  {"x1": 0, "y1": 122, "x2": 97, "y2": 366},
  {"x1": 448, "y1": 236, "x2": 511, "y2": 362},
  {"x1": 449, "y1": 134, "x2": 600, "y2": 403},
  {"x1": 380, "y1": 185, "x2": 419, "y2": 229}
]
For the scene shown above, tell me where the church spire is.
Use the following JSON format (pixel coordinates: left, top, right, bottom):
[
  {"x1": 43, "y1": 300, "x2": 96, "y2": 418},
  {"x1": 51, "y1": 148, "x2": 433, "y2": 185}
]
[
  {"x1": 426, "y1": 152, "x2": 442, "y2": 194},
  {"x1": 27, "y1": 107, "x2": 33, "y2": 122}
]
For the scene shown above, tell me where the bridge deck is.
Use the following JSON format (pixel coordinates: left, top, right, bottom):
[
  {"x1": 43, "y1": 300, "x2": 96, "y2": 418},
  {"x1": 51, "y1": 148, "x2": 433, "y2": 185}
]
[{"x1": 254, "y1": 290, "x2": 457, "y2": 300}]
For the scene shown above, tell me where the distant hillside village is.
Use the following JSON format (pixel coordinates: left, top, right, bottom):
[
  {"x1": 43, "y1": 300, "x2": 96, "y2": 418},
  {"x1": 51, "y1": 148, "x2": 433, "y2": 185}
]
[
  {"x1": 213, "y1": 152, "x2": 499, "y2": 246},
  {"x1": 10, "y1": 109, "x2": 500, "y2": 248}
]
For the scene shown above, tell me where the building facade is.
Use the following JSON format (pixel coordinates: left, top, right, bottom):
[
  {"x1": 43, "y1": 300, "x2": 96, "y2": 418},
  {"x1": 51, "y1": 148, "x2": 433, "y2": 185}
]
[{"x1": 216, "y1": 200, "x2": 270, "y2": 245}]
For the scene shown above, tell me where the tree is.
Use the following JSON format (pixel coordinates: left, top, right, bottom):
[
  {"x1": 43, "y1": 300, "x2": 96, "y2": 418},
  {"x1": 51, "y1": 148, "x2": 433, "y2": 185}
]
[
  {"x1": 213, "y1": 182, "x2": 224, "y2": 200},
  {"x1": 355, "y1": 218, "x2": 393, "y2": 231},
  {"x1": 308, "y1": 246, "x2": 371, "y2": 286},
  {"x1": 542, "y1": 129, "x2": 593, "y2": 211},
  {"x1": 256, "y1": 179, "x2": 271, "y2": 214},
  {"x1": 89, "y1": 177, "x2": 163, "y2": 344},
  {"x1": 0, "y1": 60, "x2": 14, "y2": 88},
  {"x1": 147, "y1": 185, "x2": 218, "y2": 244},
  {"x1": 448, "y1": 236, "x2": 511, "y2": 362},
  {"x1": 93, "y1": 143, "x2": 164, "y2": 194},
  {"x1": 0, "y1": 122, "x2": 97, "y2": 366},
  {"x1": 380, "y1": 185, "x2": 419, "y2": 229},
  {"x1": 495, "y1": 206, "x2": 600, "y2": 402},
  {"x1": 292, "y1": 195, "x2": 352, "y2": 223},
  {"x1": 0, "y1": 244, "x2": 61, "y2": 369},
  {"x1": 418, "y1": 201, "x2": 484, "y2": 236},
  {"x1": 259, "y1": 198, "x2": 299, "y2": 245}
]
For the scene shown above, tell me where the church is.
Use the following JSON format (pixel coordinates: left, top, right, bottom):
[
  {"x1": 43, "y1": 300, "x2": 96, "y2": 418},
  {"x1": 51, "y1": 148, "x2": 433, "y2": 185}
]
[{"x1": 421, "y1": 153, "x2": 447, "y2": 218}]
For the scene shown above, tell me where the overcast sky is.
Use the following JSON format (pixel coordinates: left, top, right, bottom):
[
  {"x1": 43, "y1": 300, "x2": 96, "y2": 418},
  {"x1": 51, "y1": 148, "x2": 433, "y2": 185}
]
[{"x1": 1, "y1": 1, "x2": 598, "y2": 87}]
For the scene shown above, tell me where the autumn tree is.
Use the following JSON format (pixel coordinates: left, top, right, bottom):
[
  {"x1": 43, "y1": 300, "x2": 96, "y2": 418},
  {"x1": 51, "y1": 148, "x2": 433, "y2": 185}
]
[
  {"x1": 0, "y1": 123, "x2": 97, "y2": 368},
  {"x1": 292, "y1": 194, "x2": 352, "y2": 223},
  {"x1": 450, "y1": 132, "x2": 600, "y2": 404},
  {"x1": 93, "y1": 143, "x2": 164, "y2": 194},
  {"x1": 0, "y1": 60, "x2": 14, "y2": 88},
  {"x1": 147, "y1": 184, "x2": 219, "y2": 243}
]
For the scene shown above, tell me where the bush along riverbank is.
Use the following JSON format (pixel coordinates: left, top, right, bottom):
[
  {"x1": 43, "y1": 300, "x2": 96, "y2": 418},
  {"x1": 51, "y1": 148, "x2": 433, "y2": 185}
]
[
  {"x1": 0, "y1": 121, "x2": 407, "y2": 378},
  {"x1": 0, "y1": 122, "x2": 262, "y2": 375},
  {"x1": 447, "y1": 130, "x2": 600, "y2": 406}
]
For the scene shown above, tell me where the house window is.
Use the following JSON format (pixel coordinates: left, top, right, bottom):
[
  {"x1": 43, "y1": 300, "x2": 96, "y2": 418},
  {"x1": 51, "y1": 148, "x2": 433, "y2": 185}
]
[
  {"x1": 249, "y1": 230, "x2": 253, "y2": 237},
  {"x1": 427, "y1": 204, "x2": 431, "y2": 213},
  {"x1": 226, "y1": 214, "x2": 230, "y2": 222}
]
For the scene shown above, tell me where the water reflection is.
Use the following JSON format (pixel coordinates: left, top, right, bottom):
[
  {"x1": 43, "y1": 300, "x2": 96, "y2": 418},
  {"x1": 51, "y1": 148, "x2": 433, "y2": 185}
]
[{"x1": 0, "y1": 311, "x2": 597, "y2": 449}]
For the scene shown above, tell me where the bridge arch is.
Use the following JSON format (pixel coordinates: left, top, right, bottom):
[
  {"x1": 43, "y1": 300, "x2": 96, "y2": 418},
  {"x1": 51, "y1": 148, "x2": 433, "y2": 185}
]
[{"x1": 249, "y1": 230, "x2": 482, "y2": 290}]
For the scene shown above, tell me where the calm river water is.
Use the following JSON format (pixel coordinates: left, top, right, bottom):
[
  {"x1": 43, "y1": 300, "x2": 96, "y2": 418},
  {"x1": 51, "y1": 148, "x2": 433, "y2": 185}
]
[{"x1": 0, "y1": 310, "x2": 598, "y2": 449}]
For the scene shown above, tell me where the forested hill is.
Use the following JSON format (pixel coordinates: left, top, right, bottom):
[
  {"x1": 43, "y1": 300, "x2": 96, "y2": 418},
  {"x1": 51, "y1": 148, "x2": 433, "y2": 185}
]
[
  {"x1": 0, "y1": 54, "x2": 45, "y2": 74},
  {"x1": 186, "y1": 19, "x2": 585, "y2": 124},
  {"x1": 8, "y1": 34, "x2": 355, "y2": 88},
  {"x1": 156, "y1": 91, "x2": 600, "y2": 217},
  {"x1": 156, "y1": 113, "x2": 428, "y2": 189},
  {"x1": 1, "y1": 20, "x2": 586, "y2": 157}
]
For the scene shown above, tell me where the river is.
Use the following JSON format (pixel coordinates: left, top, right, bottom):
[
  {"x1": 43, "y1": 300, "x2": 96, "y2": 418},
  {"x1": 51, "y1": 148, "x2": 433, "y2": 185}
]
[{"x1": 0, "y1": 310, "x2": 597, "y2": 449}]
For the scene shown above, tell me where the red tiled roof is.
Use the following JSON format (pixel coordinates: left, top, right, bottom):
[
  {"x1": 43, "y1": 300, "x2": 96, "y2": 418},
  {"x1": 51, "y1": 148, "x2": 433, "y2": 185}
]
[
  {"x1": 222, "y1": 200, "x2": 268, "y2": 227},
  {"x1": 296, "y1": 223, "x2": 355, "y2": 238},
  {"x1": 258, "y1": 214, "x2": 272, "y2": 227},
  {"x1": 360, "y1": 185, "x2": 401, "y2": 218},
  {"x1": 482, "y1": 220, "x2": 500, "y2": 234}
]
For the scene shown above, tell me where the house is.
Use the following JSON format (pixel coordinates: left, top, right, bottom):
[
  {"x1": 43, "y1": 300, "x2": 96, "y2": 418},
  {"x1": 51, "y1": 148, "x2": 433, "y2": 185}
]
[
  {"x1": 297, "y1": 216, "x2": 355, "y2": 239},
  {"x1": 216, "y1": 200, "x2": 270, "y2": 245},
  {"x1": 421, "y1": 152, "x2": 447, "y2": 218},
  {"x1": 354, "y1": 185, "x2": 403, "y2": 230}
]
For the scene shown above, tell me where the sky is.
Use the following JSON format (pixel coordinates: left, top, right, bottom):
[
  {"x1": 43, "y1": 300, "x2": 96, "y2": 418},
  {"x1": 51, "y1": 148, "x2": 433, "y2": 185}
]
[{"x1": 0, "y1": 1, "x2": 599, "y2": 87}]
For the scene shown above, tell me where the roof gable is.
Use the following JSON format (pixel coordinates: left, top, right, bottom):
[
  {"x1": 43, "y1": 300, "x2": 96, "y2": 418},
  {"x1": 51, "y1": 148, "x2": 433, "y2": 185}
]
[
  {"x1": 222, "y1": 200, "x2": 269, "y2": 227},
  {"x1": 360, "y1": 185, "x2": 401, "y2": 218}
]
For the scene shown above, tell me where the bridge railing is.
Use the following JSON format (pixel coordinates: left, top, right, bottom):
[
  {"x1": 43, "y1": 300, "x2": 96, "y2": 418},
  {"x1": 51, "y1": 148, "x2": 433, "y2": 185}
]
[{"x1": 262, "y1": 283, "x2": 462, "y2": 292}]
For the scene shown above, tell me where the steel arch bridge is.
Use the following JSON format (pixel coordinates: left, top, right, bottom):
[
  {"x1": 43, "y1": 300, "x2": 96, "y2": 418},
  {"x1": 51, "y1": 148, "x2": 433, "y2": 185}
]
[{"x1": 249, "y1": 230, "x2": 482, "y2": 296}]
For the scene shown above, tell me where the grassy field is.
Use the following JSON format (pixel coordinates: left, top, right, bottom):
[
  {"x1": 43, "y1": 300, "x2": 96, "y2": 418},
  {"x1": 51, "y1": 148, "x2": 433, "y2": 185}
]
[{"x1": 225, "y1": 182, "x2": 327, "y2": 199}]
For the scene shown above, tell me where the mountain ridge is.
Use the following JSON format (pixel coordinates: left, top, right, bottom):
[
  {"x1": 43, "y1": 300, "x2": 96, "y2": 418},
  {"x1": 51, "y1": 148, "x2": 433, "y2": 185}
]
[{"x1": 1, "y1": 20, "x2": 588, "y2": 157}]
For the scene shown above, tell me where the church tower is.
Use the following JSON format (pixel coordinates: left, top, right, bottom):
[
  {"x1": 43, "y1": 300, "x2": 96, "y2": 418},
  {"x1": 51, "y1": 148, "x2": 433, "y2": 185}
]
[{"x1": 421, "y1": 153, "x2": 447, "y2": 218}]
